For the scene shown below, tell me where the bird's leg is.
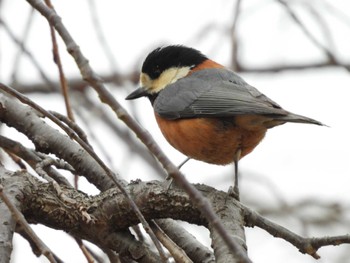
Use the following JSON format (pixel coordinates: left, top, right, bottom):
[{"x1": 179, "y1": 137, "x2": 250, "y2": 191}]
[
  {"x1": 178, "y1": 157, "x2": 191, "y2": 170},
  {"x1": 165, "y1": 157, "x2": 191, "y2": 189},
  {"x1": 229, "y1": 149, "x2": 241, "y2": 200}
]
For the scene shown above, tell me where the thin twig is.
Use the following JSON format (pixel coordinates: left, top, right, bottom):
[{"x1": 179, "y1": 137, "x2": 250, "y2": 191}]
[
  {"x1": 239, "y1": 60, "x2": 350, "y2": 73},
  {"x1": 243, "y1": 204, "x2": 350, "y2": 259},
  {"x1": 304, "y1": 2, "x2": 336, "y2": 53},
  {"x1": 42, "y1": 0, "x2": 81, "y2": 190},
  {"x1": 149, "y1": 220, "x2": 192, "y2": 263},
  {"x1": 3, "y1": 150, "x2": 27, "y2": 169},
  {"x1": 87, "y1": 0, "x2": 119, "y2": 73},
  {"x1": 156, "y1": 219, "x2": 215, "y2": 263},
  {"x1": 0, "y1": 135, "x2": 72, "y2": 186},
  {"x1": 50, "y1": 110, "x2": 92, "y2": 148},
  {"x1": 277, "y1": 0, "x2": 336, "y2": 63},
  {"x1": 231, "y1": 0, "x2": 242, "y2": 71},
  {"x1": 44, "y1": 0, "x2": 75, "y2": 121},
  {"x1": 10, "y1": 7, "x2": 35, "y2": 84},
  {"x1": 74, "y1": 238, "x2": 99, "y2": 263}
]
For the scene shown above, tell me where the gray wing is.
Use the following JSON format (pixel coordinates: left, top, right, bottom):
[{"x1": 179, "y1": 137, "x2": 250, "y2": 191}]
[{"x1": 154, "y1": 68, "x2": 289, "y2": 120}]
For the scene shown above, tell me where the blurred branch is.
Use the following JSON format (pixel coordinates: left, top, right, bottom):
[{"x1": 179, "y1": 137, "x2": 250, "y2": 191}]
[
  {"x1": 0, "y1": 17, "x2": 55, "y2": 90},
  {"x1": 239, "y1": 60, "x2": 350, "y2": 73},
  {"x1": 10, "y1": 7, "x2": 35, "y2": 84},
  {"x1": 9, "y1": 59, "x2": 350, "y2": 97},
  {"x1": 44, "y1": 0, "x2": 75, "y2": 122},
  {"x1": 305, "y1": 2, "x2": 336, "y2": 52},
  {"x1": 10, "y1": 71, "x2": 139, "y2": 93},
  {"x1": 276, "y1": 0, "x2": 336, "y2": 62},
  {"x1": 87, "y1": 0, "x2": 119, "y2": 73},
  {"x1": 230, "y1": 0, "x2": 242, "y2": 71}
]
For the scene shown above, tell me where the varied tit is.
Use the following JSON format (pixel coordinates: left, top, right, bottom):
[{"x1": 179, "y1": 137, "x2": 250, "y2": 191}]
[{"x1": 126, "y1": 45, "x2": 323, "y2": 197}]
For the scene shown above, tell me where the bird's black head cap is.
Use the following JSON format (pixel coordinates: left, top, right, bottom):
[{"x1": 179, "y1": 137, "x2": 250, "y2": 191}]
[{"x1": 142, "y1": 45, "x2": 208, "y2": 80}]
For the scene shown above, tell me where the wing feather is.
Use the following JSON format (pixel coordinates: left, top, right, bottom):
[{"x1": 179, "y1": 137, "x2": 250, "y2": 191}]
[
  {"x1": 153, "y1": 69, "x2": 288, "y2": 119},
  {"x1": 154, "y1": 68, "x2": 288, "y2": 120}
]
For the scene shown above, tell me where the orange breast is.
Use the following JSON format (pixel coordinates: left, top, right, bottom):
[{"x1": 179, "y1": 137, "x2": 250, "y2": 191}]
[{"x1": 155, "y1": 114, "x2": 267, "y2": 165}]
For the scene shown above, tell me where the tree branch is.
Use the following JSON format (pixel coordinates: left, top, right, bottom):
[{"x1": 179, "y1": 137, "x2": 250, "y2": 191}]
[
  {"x1": 243, "y1": 204, "x2": 350, "y2": 259},
  {"x1": 0, "y1": 166, "x2": 59, "y2": 263},
  {"x1": 156, "y1": 219, "x2": 215, "y2": 263},
  {"x1": 0, "y1": 92, "x2": 114, "y2": 191}
]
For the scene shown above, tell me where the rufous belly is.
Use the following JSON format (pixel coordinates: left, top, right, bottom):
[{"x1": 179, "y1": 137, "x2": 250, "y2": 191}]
[{"x1": 155, "y1": 114, "x2": 267, "y2": 165}]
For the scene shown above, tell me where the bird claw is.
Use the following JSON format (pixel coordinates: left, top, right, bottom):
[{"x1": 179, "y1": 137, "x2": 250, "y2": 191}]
[{"x1": 228, "y1": 186, "x2": 240, "y2": 201}]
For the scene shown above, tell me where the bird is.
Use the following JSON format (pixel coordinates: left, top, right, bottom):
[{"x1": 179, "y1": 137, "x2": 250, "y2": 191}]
[{"x1": 126, "y1": 45, "x2": 323, "y2": 198}]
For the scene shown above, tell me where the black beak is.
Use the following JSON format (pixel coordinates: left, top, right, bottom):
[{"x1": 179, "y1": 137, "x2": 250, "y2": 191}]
[{"x1": 125, "y1": 87, "x2": 148, "y2": 100}]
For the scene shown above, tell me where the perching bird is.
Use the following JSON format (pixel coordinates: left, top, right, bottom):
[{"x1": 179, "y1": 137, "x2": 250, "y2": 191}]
[{"x1": 126, "y1": 45, "x2": 323, "y2": 198}]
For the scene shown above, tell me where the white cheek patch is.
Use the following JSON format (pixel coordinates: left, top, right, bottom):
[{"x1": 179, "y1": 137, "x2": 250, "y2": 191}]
[
  {"x1": 151, "y1": 67, "x2": 191, "y2": 93},
  {"x1": 140, "y1": 73, "x2": 151, "y2": 89}
]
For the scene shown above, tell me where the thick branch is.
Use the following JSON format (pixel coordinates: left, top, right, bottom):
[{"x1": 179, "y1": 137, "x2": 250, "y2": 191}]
[
  {"x1": 0, "y1": 94, "x2": 114, "y2": 191},
  {"x1": 17, "y1": 172, "x2": 245, "y2": 257},
  {"x1": 209, "y1": 190, "x2": 246, "y2": 263},
  {"x1": 156, "y1": 219, "x2": 215, "y2": 263},
  {"x1": 0, "y1": 167, "x2": 19, "y2": 263}
]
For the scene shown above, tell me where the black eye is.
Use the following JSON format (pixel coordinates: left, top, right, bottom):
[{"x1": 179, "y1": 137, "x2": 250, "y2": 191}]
[{"x1": 150, "y1": 65, "x2": 162, "y2": 79}]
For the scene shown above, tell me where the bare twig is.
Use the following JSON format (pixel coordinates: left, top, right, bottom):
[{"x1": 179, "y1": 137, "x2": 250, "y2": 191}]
[
  {"x1": 10, "y1": 7, "x2": 35, "y2": 84},
  {"x1": 239, "y1": 60, "x2": 350, "y2": 73},
  {"x1": 3, "y1": 150, "x2": 27, "y2": 169},
  {"x1": 11, "y1": 71, "x2": 138, "y2": 93},
  {"x1": 304, "y1": 2, "x2": 336, "y2": 52},
  {"x1": 231, "y1": 0, "x2": 242, "y2": 71},
  {"x1": 44, "y1": 0, "x2": 75, "y2": 121},
  {"x1": 74, "y1": 238, "x2": 100, "y2": 263},
  {"x1": 149, "y1": 220, "x2": 192, "y2": 263},
  {"x1": 156, "y1": 219, "x2": 215, "y2": 263},
  {"x1": 277, "y1": 0, "x2": 336, "y2": 62},
  {"x1": 49, "y1": 110, "x2": 92, "y2": 148},
  {"x1": 243, "y1": 204, "x2": 350, "y2": 259},
  {"x1": 87, "y1": 0, "x2": 119, "y2": 73},
  {"x1": 0, "y1": 135, "x2": 71, "y2": 186}
]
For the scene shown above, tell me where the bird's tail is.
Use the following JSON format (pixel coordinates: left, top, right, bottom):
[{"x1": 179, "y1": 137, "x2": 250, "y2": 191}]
[{"x1": 279, "y1": 112, "x2": 325, "y2": 126}]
